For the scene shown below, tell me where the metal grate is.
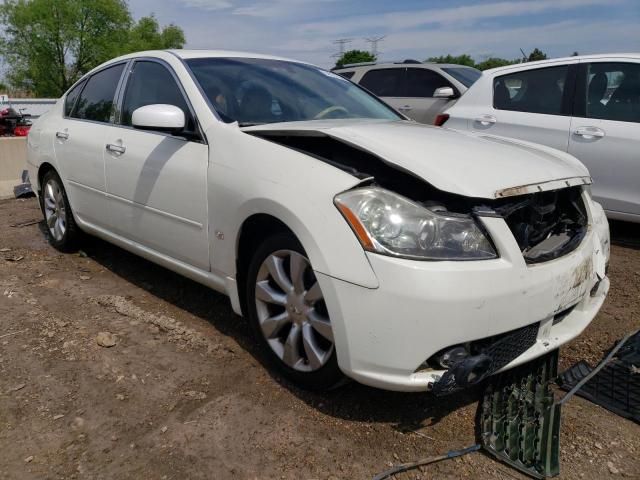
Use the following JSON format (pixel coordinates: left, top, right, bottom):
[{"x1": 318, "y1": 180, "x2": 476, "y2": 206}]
[
  {"x1": 558, "y1": 331, "x2": 640, "y2": 424},
  {"x1": 480, "y1": 350, "x2": 561, "y2": 479}
]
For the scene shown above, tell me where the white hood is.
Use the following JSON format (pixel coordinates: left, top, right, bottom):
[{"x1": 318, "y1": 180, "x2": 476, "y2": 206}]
[{"x1": 243, "y1": 120, "x2": 591, "y2": 199}]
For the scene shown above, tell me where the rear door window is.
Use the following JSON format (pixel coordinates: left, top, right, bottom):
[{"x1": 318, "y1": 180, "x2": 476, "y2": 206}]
[
  {"x1": 360, "y1": 68, "x2": 405, "y2": 97},
  {"x1": 405, "y1": 68, "x2": 454, "y2": 97},
  {"x1": 581, "y1": 62, "x2": 640, "y2": 123},
  {"x1": 493, "y1": 66, "x2": 569, "y2": 115},
  {"x1": 72, "y1": 63, "x2": 125, "y2": 123}
]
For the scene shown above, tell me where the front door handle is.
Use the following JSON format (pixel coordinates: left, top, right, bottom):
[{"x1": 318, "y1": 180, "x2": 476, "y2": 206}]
[
  {"x1": 573, "y1": 127, "x2": 605, "y2": 139},
  {"x1": 55, "y1": 131, "x2": 69, "y2": 140},
  {"x1": 474, "y1": 115, "x2": 497, "y2": 126},
  {"x1": 106, "y1": 143, "x2": 126, "y2": 154}
]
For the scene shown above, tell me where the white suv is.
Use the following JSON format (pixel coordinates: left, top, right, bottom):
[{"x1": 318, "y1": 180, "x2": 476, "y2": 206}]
[
  {"x1": 333, "y1": 61, "x2": 481, "y2": 124},
  {"x1": 444, "y1": 54, "x2": 640, "y2": 223},
  {"x1": 28, "y1": 50, "x2": 609, "y2": 393}
]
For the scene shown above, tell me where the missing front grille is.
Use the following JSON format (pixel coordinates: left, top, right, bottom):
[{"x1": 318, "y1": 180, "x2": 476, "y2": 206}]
[{"x1": 496, "y1": 186, "x2": 588, "y2": 264}]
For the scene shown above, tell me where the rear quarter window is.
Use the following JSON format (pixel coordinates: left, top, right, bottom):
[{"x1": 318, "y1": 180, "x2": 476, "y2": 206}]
[
  {"x1": 337, "y1": 71, "x2": 355, "y2": 79},
  {"x1": 64, "y1": 81, "x2": 85, "y2": 117}
]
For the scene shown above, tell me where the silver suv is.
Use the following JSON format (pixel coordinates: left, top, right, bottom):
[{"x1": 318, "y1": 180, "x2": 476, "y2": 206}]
[{"x1": 334, "y1": 60, "x2": 481, "y2": 124}]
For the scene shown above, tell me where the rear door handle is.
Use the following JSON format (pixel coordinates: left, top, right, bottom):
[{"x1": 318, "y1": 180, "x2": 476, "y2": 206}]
[
  {"x1": 106, "y1": 143, "x2": 126, "y2": 154},
  {"x1": 55, "y1": 131, "x2": 69, "y2": 140},
  {"x1": 474, "y1": 115, "x2": 497, "y2": 126},
  {"x1": 398, "y1": 105, "x2": 412, "y2": 112},
  {"x1": 573, "y1": 127, "x2": 605, "y2": 139}
]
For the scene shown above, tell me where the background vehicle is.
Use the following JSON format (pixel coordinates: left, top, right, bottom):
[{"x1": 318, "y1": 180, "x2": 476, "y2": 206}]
[
  {"x1": 333, "y1": 60, "x2": 481, "y2": 124},
  {"x1": 443, "y1": 54, "x2": 640, "y2": 223},
  {"x1": 27, "y1": 50, "x2": 609, "y2": 394},
  {"x1": 0, "y1": 106, "x2": 32, "y2": 136}
]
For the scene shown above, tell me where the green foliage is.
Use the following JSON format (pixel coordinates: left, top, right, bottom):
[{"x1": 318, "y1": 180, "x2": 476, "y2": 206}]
[
  {"x1": 0, "y1": 0, "x2": 186, "y2": 97},
  {"x1": 427, "y1": 53, "x2": 519, "y2": 71},
  {"x1": 427, "y1": 54, "x2": 475, "y2": 68},
  {"x1": 126, "y1": 15, "x2": 185, "y2": 52},
  {"x1": 527, "y1": 48, "x2": 548, "y2": 62},
  {"x1": 335, "y1": 50, "x2": 376, "y2": 69},
  {"x1": 475, "y1": 57, "x2": 519, "y2": 71}
]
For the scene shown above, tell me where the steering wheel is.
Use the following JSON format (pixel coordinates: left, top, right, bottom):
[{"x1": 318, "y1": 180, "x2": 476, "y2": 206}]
[{"x1": 314, "y1": 105, "x2": 349, "y2": 120}]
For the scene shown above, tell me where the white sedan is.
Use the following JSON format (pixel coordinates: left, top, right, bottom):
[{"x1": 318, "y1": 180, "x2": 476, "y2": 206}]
[
  {"x1": 443, "y1": 53, "x2": 640, "y2": 223},
  {"x1": 27, "y1": 50, "x2": 610, "y2": 393}
]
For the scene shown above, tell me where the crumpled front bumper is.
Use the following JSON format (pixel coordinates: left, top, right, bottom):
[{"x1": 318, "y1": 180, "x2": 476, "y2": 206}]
[{"x1": 317, "y1": 197, "x2": 610, "y2": 392}]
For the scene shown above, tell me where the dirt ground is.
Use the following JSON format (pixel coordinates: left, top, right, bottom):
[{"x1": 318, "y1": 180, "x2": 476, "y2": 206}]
[{"x1": 1, "y1": 197, "x2": 639, "y2": 480}]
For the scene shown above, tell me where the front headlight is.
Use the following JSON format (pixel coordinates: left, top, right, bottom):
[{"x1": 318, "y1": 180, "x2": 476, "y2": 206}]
[{"x1": 334, "y1": 187, "x2": 497, "y2": 260}]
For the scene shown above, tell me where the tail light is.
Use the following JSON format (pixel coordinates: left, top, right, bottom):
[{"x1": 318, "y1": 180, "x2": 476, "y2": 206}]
[
  {"x1": 434, "y1": 114, "x2": 449, "y2": 126},
  {"x1": 13, "y1": 126, "x2": 30, "y2": 137}
]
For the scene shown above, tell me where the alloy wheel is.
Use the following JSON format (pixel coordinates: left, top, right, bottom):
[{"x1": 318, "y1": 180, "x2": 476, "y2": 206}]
[
  {"x1": 254, "y1": 249, "x2": 334, "y2": 372},
  {"x1": 43, "y1": 178, "x2": 67, "y2": 242}
]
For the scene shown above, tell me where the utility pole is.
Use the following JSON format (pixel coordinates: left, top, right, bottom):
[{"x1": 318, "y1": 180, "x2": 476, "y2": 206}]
[
  {"x1": 364, "y1": 36, "x2": 385, "y2": 58},
  {"x1": 332, "y1": 38, "x2": 352, "y2": 58}
]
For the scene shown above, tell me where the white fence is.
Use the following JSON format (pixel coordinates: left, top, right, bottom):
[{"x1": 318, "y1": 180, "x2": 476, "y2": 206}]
[{"x1": 1, "y1": 97, "x2": 58, "y2": 118}]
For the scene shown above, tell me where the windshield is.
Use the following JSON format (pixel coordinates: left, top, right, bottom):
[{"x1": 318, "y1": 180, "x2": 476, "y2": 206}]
[
  {"x1": 186, "y1": 57, "x2": 402, "y2": 126},
  {"x1": 442, "y1": 67, "x2": 482, "y2": 88}
]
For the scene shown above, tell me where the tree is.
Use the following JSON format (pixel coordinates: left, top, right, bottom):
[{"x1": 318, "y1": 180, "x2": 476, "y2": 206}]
[
  {"x1": 0, "y1": 1, "x2": 186, "y2": 97},
  {"x1": 476, "y1": 57, "x2": 519, "y2": 70},
  {"x1": 527, "y1": 48, "x2": 548, "y2": 62},
  {"x1": 335, "y1": 50, "x2": 376, "y2": 69},
  {"x1": 125, "y1": 15, "x2": 185, "y2": 52},
  {"x1": 427, "y1": 54, "x2": 475, "y2": 68},
  {"x1": 0, "y1": 0, "x2": 132, "y2": 96}
]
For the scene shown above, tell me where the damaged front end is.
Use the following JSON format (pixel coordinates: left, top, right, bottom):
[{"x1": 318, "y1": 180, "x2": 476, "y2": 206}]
[
  {"x1": 248, "y1": 129, "x2": 590, "y2": 266},
  {"x1": 488, "y1": 187, "x2": 589, "y2": 264},
  {"x1": 245, "y1": 128, "x2": 596, "y2": 395}
]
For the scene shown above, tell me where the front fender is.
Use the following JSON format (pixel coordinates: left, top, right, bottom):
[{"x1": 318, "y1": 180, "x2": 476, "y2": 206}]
[{"x1": 206, "y1": 124, "x2": 379, "y2": 289}]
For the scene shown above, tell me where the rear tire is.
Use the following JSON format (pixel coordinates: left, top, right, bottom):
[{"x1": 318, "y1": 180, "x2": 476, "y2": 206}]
[
  {"x1": 40, "y1": 170, "x2": 80, "y2": 252},
  {"x1": 245, "y1": 232, "x2": 344, "y2": 390}
]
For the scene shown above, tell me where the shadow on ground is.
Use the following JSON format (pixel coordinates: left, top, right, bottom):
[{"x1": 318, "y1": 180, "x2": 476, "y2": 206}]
[{"x1": 68, "y1": 230, "x2": 480, "y2": 434}]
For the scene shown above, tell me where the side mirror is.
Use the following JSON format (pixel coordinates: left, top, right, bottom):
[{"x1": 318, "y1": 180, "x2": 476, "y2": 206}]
[
  {"x1": 433, "y1": 86, "x2": 456, "y2": 98},
  {"x1": 132, "y1": 104, "x2": 185, "y2": 132}
]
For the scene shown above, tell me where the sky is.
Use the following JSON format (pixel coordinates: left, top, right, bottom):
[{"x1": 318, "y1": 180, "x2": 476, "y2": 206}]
[{"x1": 130, "y1": 0, "x2": 640, "y2": 68}]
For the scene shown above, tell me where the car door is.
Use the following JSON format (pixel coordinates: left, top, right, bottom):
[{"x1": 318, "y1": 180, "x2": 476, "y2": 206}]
[
  {"x1": 568, "y1": 60, "x2": 640, "y2": 218},
  {"x1": 103, "y1": 59, "x2": 210, "y2": 271},
  {"x1": 403, "y1": 67, "x2": 458, "y2": 124},
  {"x1": 358, "y1": 68, "x2": 411, "y2": 117},
  {"x1": 54, "y1": 63, "x2": 126, "y2": 226},
  {"x1": 470, "y1": 63, "x2": 576, "y2": 152}
]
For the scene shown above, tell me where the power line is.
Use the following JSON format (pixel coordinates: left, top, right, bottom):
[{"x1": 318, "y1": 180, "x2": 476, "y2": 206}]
[
  {"x1": 364, "y1": 36, "x2": 385, "y2": 57},
  {"x1": 332, "y1": 38, "x2": 352, "y2": 58}
]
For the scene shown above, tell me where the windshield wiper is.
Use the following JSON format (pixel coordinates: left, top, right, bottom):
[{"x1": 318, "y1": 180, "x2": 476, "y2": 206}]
[{"x1": 238, "y1": 122, "x2": 266, "y2": 127}]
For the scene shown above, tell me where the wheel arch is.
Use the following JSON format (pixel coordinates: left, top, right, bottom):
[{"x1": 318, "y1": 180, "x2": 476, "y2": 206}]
[
  {"x1": 235, "y1": 213, "x2": 300, "y2": 317},
  {"x1": 37, "y1": 162, "x2": 57, "y2": 195}
]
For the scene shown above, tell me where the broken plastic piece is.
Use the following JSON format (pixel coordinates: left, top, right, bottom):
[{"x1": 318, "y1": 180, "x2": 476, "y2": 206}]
[
  {"x1": 432, "y1": 323, "x2": 539, "y2": 396},
  {"x1": 479, "y1": 350, "x2": 560, "y2": 479},
  {"x1": 558, "y1": 330, "x2": 639, "y2": 423},
  {"x1": 14, "y1": 169, "x2": 34, "y2": 198}
]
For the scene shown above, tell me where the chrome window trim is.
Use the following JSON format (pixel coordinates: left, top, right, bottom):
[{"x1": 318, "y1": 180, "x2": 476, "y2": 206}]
[{"x1": 61, "y1": 56, "x2": 207, "y2": 144}]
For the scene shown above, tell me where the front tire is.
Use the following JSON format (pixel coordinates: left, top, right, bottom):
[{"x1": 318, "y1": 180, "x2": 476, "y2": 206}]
[
  {"x1": 40, "y1": 170, "x2": 80, "y2": 252},
  {"x1": 245, "y1": 233, "x2": 343, "y2": 390}
]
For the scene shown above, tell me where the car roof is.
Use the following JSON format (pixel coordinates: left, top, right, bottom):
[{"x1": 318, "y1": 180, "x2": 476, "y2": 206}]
[
  {"x1": 483, "y1": 52, "x2": 640, "y2": 74},
  {"x1": 334, "y1": 62, "x2": 476, "y2": 71},
  {"x1": 92, "y1": 49, "x2": 312, "y2": 74}
]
